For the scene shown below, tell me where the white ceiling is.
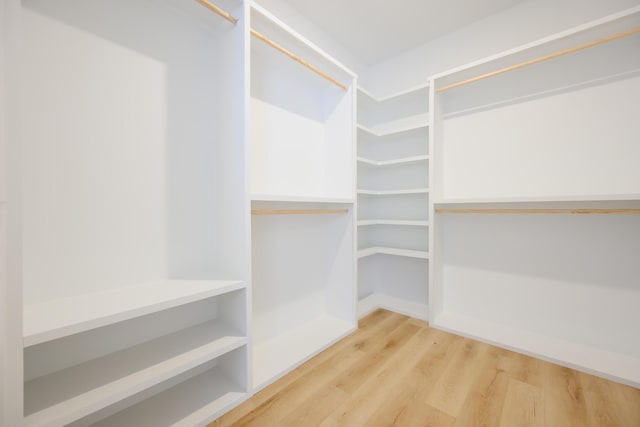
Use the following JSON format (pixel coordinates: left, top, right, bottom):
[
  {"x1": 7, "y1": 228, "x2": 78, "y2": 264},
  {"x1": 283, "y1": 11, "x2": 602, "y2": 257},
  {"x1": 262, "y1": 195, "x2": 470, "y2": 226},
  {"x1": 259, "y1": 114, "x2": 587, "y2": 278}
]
[{"x1": 282, "y1": 0, "x2": 527, "y2": 65}]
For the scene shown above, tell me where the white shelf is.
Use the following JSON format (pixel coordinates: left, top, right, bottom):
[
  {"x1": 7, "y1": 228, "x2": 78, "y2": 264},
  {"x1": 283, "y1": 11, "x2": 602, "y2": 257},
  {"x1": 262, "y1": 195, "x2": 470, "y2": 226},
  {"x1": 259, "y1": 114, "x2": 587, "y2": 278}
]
[
  {"x1": 24, "y1": 320, "x2": 247, "y2": 427},
  {"x1": 357, "y1": 219, "x2": 429, "y2": 227},
  {"x1": 432, "y1": 312, "x2": 640, "y2": 389},
  {"x1": 357, "y1": 155, "x2": 429, "y2": 167},
  {"x1": 357, "y1": 83, "x2": 430, "y2": 102},
  {"x1": 23, "y1": 280, "x2": 245, "y2": 347},
  {"x1": 435, "y1": 194, "x2": 640, "y2": 210},
  {"x1": 252, "y1": 315, "x2": 354, "y2": 391},
  {"x1": 251, "y1": 194, "x2": 354, "y2": 204},
  {"x1": 358, "y1": 188, "x2": 429, "y2": 196},
  {"x1": 357, "y1": 246, "x2": 429, "y2": 260},
  {"x1": 357, "y1": 113, "x2": 429, "y2": 136},
  {"x1": 358, "y1": 293, "x2": 428, "y2": 321},
  {"x1": 92, "y1": 366, "x2": 246, "y2": 427}
]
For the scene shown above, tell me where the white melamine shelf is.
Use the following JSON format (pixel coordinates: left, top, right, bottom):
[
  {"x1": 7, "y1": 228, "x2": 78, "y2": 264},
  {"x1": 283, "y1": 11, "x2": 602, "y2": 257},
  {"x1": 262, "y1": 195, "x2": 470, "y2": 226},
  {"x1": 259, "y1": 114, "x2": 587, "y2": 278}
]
[
  {"x1": 357, "y1": 83, "x2": 430, "y2": 102},
  {"x1": 435, "y1": 194, "x2": 640, "y2": 210},
  {"x1": 251, "y1": 194, "x2": 354, "y2": 204},
  {"x1": 24, "y1": 321, "x2": 247, "y2": 427},
  {"x1": 357, "y1": 155, "x2": 429, "y2": 167},
  {"x1": 358, "y1": 293, "x2": 428, "y2": 321},
  {"x1": 23, "y1": 280, "x2": 245, "y2": 347},
  {"x1": 92, "y1": 367, "x2": 246, "y2": 427},
  {"x1": 358, "y1": 188, "x2": 429, "y2": 196},
  {"x1": 432, "y1": 312, "x2": 640, "y2": 389},
  {"x1": 431, "y1": 6, "x2": 640, "y2": 87},
  {"x1": 252, "y1": 315, "x2": 354, "y2": 391},
  {"x1": 357, "y1": 246, "x2": 429, "y2": 260},
  {"x1": 357, "y1": 113, "x2": 429, "y2": 137},
  {"x1": 357, "y1": 219, "x2": 429, "y2": 227}
]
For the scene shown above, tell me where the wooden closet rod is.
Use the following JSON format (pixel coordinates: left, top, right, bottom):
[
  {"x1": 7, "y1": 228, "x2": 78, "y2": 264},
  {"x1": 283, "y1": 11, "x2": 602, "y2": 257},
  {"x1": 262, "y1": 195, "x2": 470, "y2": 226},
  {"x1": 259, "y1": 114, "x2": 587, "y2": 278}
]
[
  {"x1": 195, "y1": 0, "x2": 238, "y2": 25},
  {"x1": 252, "y1": 209, "x2": 349, "y2": 216},
  {"x1": 436, "y1": 209, "x2": 640, "y2": 214},
  {"x1": 250, "y1": 29, "x2": 347, "y2": 91},
  {"x1": 436, "y1": 27, "x2": 640, "y2": 93}
]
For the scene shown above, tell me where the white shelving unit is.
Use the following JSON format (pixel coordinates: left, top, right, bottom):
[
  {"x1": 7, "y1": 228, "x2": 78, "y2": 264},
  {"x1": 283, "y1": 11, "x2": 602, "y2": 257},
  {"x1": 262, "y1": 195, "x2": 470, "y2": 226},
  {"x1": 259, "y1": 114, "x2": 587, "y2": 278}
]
[
  {"x1": 25, "y1": 317, "x2": 246, "y2": 427},
  {"x1": 249, "y1": 4, "x2": 357, "y2": 391},
  {"x1": 11, "y1": 0, "x2": 251, "y2": 424},
  {"x1": 430, "y1": 6, "x2": 640, "y2": 388},
  {"x1": 356, "y1": 84, "x2": 431, "y2": 320}
]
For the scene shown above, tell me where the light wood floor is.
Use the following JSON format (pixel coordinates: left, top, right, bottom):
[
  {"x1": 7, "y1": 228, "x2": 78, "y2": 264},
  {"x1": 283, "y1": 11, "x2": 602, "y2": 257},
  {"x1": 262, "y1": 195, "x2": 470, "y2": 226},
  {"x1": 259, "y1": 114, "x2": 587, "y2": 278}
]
[{"x1": 212, "y1": 309, "x2": 640, "y2": 426}]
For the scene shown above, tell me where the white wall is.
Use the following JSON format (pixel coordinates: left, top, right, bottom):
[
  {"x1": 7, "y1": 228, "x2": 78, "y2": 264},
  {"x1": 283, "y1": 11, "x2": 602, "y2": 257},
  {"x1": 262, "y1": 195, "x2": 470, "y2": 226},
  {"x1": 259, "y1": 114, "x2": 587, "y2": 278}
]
[
  {"x1": 442, "y1": 75, "x2": 640, "y2": 200},
  {"x1": 366, "y1": 0, "x2": 640, "y2": 96}
]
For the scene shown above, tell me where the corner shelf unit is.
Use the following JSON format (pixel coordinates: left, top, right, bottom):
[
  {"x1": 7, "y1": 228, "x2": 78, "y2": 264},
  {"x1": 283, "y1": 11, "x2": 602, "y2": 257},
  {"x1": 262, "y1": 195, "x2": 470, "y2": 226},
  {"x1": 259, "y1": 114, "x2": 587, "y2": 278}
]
[
  {"x1": 356, "y1": 84, "x2": 431, "y2": 321},
  {"x1": 249, "y1": 4, "x2": 357, "y2": 392},
  {"x1": 429, "y1": 6, "x2": 640, "y2": 388}
]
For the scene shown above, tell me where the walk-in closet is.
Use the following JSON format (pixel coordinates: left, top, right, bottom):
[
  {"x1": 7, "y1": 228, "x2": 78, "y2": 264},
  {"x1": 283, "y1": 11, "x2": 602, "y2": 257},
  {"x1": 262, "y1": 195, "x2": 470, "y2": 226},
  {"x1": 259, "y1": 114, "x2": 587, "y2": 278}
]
[{"x1": 2, "y1": 0, "x2": 639, "y2": 425}]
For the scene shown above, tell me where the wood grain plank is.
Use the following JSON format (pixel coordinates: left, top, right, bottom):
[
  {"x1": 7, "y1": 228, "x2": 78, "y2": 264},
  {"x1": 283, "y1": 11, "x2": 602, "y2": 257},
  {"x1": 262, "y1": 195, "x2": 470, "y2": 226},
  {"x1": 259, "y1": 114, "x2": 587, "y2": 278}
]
[
  {"x1": 542, "y1": 364, "x2": 588, "y2": 426},
  {"x1": 499, "y1": 378, "x2": 545, "y2": 427},
  {"x1": 332, "y1": 320, "x2": 420, "y2": 395},
  {"x1": 581, "y1": 370, "x2": 640, "y2": 427},
  {"x1": 425, "y1": 339, "x2": 489, "y2": 416},
  {"x1": 455, "y1": 346, "x2": 510, "y2": 426}
]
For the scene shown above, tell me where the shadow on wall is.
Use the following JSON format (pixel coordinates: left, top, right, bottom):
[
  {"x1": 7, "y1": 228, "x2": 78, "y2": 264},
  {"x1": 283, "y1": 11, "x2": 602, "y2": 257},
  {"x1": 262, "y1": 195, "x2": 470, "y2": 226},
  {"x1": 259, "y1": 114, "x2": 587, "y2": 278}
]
[{"x1": 21, "y1": 0, "x2": 240, "y2": 302}]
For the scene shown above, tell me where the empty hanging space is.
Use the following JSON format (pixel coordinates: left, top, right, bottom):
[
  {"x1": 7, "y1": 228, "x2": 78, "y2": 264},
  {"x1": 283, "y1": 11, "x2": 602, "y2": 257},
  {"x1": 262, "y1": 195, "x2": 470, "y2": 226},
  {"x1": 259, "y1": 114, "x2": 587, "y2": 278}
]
[
  {"x1": 430, "y1": 7, "x2": 640, "y2": 387},
  {"x1": 251, "y1": 201, "x2": 355, "y2": 390},
  {"x1": 19, "y1": 0, "x2": 249, "y2": 423},
  {"x1": 356, "y1": 86, "x2": 430, "y2": 320},
  {"x1": 249, "y1": 5, "x2": 355, "y2": 202}
]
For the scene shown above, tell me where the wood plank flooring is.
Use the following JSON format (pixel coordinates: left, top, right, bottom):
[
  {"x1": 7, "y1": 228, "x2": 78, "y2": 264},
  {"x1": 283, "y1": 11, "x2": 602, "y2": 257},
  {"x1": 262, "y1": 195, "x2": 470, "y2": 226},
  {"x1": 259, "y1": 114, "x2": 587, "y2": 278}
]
[{"x1": 211, "y1": 310, "x2": 640, "y2": 426}]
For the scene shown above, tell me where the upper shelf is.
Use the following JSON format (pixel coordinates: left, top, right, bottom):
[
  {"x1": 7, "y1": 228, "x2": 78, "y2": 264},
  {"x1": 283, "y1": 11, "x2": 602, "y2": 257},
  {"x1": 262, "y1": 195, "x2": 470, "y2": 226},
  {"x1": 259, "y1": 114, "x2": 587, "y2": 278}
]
[
  {"x1": 23, "y1": 280, "x2": 245, "y2": 347},
  {"x1": 432, "y1": 6, "x2": 640, "y2": 114},
  {"x1": 357, "y1": 113, "x2": 429, "y2": 137},
  {"x1": 357, "y1": 83, "x2": 430, "y2": 103}
]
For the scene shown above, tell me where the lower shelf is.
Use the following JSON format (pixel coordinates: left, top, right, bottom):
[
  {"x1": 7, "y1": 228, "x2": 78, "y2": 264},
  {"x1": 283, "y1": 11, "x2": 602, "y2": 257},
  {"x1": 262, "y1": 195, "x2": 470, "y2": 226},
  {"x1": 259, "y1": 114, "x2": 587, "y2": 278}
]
[
  {"x1": 92, "y1": 366, "x2": 246, "y2": 427},
  {"x1": 252, "y1": 315, "x2": 355, "y2": 390},
  {"x1": 358, "y1": 293, "x2": 428, "y2": 321},
  {"x1": 432, "y1": 312, "x2": 640, "y2": 389},
  {"x1": 357, "y1": 246, "x2": 429, "y2": 259},
  {"x1": 24, "y1": 321, "x2": 246, "y2": 427}
]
